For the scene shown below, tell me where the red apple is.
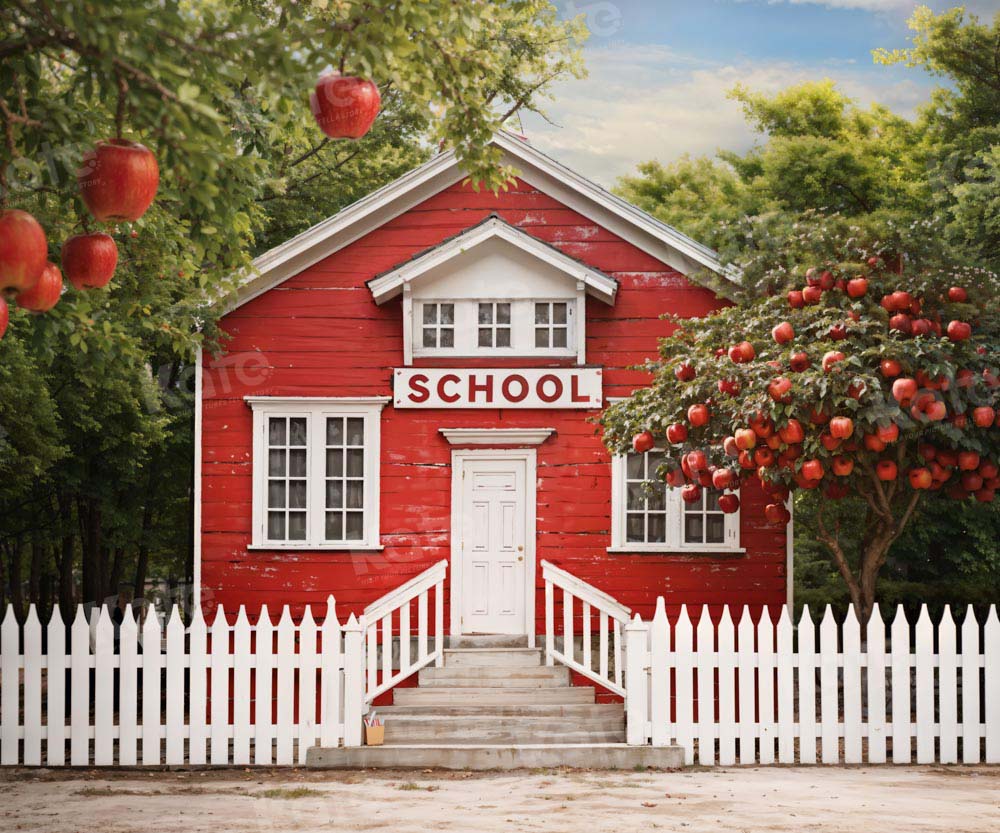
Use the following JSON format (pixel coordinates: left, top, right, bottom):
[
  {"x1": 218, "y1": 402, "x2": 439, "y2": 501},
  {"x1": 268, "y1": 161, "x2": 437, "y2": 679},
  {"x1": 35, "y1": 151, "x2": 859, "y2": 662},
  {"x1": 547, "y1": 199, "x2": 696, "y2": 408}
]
[
  {"x1": 764, "y1": 503, "x2": 790, "y2": 524},
  {"x1": 666, "y1": 423, "x2": 688, "y2": 445},
  {"x1": 829, "y1": 416, "x2": 854, "y2": 439},
  {"x1": 876, "y1": 423, "x2": 899, "y2": 444},
  {"x1": 800, "y1": 459, "x2": 824, "y2": 481},
  {"x1": 802, "y1": 285, "x2": 823, "y2": 305},
  {"x1": 78, "y1": 139, "x2": 159, "y2": 222},
  {"x1": 61, "y1": 232, "x2": 118, "y2": 290},
  {"x1": 665, "y1": 468, "x2": 687, "y2": 488},
  {"x1": 880, "y1": 359, "x2": 902, "y2": 378},
  {"x1": 908, "y1": 468, "x2": 933, "y2": 490},
  {"x1": 947, "y1": 286, "x2": 967, "y2": 302},
  {"x1": 975, "y1": 489, "x2": 995, "y2": 503},
  {"x1": 962, "y1": 472, "x2": 984, "y2": 492},
  {"x1": 889, "y1": 313, "x2": 912, "y2": 334},
  {"x1": 723, "y1": 436, "x2": 739, "y2": 457},
  {"x1": 846, "y1": 277, "x2": 868, "y2": 298},
  {"x1": 947, "y1": 320, "x2": 972, "y2": 341},
  {"x1": 15, "y1": 262, "x2": 62, "y2": 313},
  {"x1": 675, "y1": 362, "x2": 696, "y2": 382},
  {"x1": 310, "y1": 73, "x2": 381, "y2": 139},
  {"x1": 778, "y1": 419, "x2": 805, "y2": 445},
  {"x1": 768, "y1": 376, "x2": 792, "y2": 403},
  {"x1": 925, "y1": 401, "x2": 947, "y2": 421},
  {"x1": 753, "y1": 447, "x2": 775, "y2": 468},
  {"x1": 728, "y1": 341, "x2": 755, "y2": 364},
  {"x1": 822, "y1": 351, "x2": 845, "y2": 372},
  {"x1": 0, "y1": 296, "x2": 7, "y2": 340},
  {"x1": 890, "y1": 291, "x2": 912, "y2": 311},
  {"x1": 789, "y1": 352, "x2": 810, "y2": 373},
  {"x1": 829, "y1": 324, "x2": 848, "y2": 341},
  {"x1": 876, "y1": 460, "x2": 898, "y2": 481},
  {"x1": 973, "y1": 407, "x2": 996, "y2": 428},
  {"x1": 832, "y1": 455, "x2": 854, "y2": 476},
  {"x1": 787, "y1": 290, "x2": 805, "y2": 309},
  {"x1": 892, "y1": 377, "x2": 917, "y2": 405},
  {"x1": 772, "y1": 321, "x2": 795, "y2": 344},
  {"x1": 686, "y1": 450, "x2": 708, "y2": 472},
  {"x1": 688, "y1": 404, "x2": 710, "y2": 428},
  {"x1": 735, "y1": 428, "x2": 757, "y2": 450},
  {"x1": 717, "y1": 378, "x2": 740, "y2": 397},
  {"x1": 864, "y1": 434, "x2": 886, "y2": 453},
  {"x1": 718, "y1": 494, "x2": 740, "y2": 514},
  {"x1": 0, "y1": 209, "x2": 48, "y2": 294},
  {"x1": 958, "y1": 451, "x2": 981, "y2": 471},
  {"x1": 712, "y1": 468, "x2": 736, "y2": 490},
  {"x1": 681, "y1": 484, "x2": 702, "y2": 504},
  {"x1": 632, "y1": 430, "x2": 655, "y2": 453}
]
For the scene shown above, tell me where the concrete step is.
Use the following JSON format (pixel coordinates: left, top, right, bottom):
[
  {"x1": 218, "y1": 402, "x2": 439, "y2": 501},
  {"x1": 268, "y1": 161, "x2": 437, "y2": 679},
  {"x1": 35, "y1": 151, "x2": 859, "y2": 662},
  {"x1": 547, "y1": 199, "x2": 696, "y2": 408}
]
[
  {"x1": 446, "y1": 635, "x2": 529, "y2": 649},
  {"x1": 382, "y1": 715, "x2": 624, "y2": 745},
  {"x1": 418, "y1": 665, "x2": 569, "y2": 688},
  {"x1": 376, "y1": 703, "x2": 622, "y2": 719},
  {"x1": 443, "y1": 648, "x2": 542, "y2": 668},
  {"x1": 307, "y1": 743, "x2": 686, "y2": 770},
  {"x1": 393, "y1": 686, "x2": 595, "y2": 706}
]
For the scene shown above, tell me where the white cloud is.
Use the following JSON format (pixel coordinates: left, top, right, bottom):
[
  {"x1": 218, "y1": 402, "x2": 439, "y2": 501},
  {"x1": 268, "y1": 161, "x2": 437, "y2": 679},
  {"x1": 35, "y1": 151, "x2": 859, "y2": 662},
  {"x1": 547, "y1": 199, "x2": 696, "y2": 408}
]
[
  {"x1": 770, "y1": 0, "x2": 999, "y2": 17},
  {"x1": 519, "y1": 44, "x2": 931, "y2": 186}
]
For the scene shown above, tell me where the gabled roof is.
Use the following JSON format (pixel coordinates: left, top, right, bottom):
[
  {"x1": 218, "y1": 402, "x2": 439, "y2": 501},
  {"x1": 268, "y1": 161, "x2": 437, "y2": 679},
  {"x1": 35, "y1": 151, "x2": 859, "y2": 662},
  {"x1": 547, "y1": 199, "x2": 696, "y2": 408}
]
[
  {"x1": 227, "y1": 130, "x2": 738, "y2": 313},
  {"x1": 366, "y1": 215, "x2": 618, "y2": 305}
]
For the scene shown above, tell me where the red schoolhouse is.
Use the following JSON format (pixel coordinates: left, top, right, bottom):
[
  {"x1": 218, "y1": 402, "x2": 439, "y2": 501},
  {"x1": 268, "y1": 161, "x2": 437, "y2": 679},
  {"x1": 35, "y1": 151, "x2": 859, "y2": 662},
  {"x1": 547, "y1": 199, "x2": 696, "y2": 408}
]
[{"x1": 196, "y1": 132, "x2": 790, "y2": 637}]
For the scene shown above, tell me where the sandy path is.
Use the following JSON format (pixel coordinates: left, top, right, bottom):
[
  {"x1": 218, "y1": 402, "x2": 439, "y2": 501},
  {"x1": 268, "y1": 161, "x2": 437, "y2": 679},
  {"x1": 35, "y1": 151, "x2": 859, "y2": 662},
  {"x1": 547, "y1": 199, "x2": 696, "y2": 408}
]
[{"x1": 2, "y1": 766, "x2": 998, "y2": 832}]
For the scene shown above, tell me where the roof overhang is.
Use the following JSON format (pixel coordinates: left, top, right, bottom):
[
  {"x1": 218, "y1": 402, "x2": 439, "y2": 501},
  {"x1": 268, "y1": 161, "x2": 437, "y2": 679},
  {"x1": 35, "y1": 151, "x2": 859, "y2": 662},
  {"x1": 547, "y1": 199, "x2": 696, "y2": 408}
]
[
  {"x1": 225, "y1": 130, "x2": 739, "y2": 314},
  {"x1": 366, "y1": 215, "x2": 618, "y2": 306}
]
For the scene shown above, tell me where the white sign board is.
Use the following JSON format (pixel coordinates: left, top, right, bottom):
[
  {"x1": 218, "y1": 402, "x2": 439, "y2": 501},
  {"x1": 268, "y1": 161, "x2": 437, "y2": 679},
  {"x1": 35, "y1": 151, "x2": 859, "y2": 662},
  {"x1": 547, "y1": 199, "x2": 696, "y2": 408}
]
[{"x1": 393, "y1": 367, "x2": 603, "y2": 409}]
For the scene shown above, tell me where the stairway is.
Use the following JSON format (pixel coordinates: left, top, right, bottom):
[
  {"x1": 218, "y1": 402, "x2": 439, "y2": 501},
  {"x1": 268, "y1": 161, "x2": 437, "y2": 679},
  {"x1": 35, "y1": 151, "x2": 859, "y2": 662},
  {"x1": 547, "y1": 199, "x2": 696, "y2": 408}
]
[{"x1": 306, "y1": 636, "x2": 684, "y2": 769}]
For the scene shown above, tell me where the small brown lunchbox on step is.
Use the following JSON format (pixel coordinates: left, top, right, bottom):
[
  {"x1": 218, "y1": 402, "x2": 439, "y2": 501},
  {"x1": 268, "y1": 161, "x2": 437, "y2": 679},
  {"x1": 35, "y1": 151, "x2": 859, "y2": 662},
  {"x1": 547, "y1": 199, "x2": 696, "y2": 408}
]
[{"x1": 365, "y1": 724, "x2": 385, "y2": 746}]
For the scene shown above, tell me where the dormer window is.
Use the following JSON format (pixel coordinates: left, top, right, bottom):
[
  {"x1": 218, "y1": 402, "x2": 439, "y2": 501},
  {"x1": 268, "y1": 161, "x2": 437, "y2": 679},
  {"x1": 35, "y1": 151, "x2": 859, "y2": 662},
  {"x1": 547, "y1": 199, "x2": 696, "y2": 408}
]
[
  {"x1": 478, "y1": 302, "x2": 512, "y2": 348},
  {"x1": 534, "y1": 302, "x2": 569, "y2": 349},
  {"x1": 421, "y1": 302, "x2": 454, "y2": 348}
]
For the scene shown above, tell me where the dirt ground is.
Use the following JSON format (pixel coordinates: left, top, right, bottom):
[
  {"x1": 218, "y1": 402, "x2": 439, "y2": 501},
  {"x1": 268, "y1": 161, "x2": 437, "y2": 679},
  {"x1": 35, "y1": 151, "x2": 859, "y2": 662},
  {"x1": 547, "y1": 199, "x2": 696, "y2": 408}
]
[{"x1": 1, "y1": 765, "x2": 997, "y2": 832}]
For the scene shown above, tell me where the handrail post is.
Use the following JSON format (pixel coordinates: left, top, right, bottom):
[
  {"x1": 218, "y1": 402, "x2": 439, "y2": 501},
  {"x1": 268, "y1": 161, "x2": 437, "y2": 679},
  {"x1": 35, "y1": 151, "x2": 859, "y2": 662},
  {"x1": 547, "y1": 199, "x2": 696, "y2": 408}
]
[
  {"x1": 342, "y1": 614, "x2": 365, "y2": 747},
  {"x1": 545, "y1": 578, "x2": 554, "y2": 666},
  {"x1": 625, "y1": 613, "x2": 650, "y2": 746}
]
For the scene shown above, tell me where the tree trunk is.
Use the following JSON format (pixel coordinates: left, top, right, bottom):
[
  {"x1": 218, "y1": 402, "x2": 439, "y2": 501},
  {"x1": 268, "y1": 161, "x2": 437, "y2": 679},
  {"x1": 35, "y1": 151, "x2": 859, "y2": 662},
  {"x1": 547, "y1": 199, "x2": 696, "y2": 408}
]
[
  {"x1": 4, "y1": 537, "x2": 25, "y2": 622},
  {"x1": 57, "y1": 492, "x2": 75, "y2": 616},
  {"x1": 79, "y1": 495, "x2": 103, "y2": 604},
  {"x1": 29, "y1": 540, "x2": 43, "y2": 606}
]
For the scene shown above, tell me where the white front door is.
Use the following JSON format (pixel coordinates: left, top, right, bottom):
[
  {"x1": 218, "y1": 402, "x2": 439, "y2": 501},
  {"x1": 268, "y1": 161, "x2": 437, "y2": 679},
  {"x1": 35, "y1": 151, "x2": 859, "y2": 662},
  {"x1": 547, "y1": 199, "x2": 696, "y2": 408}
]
[{"x1": 457, "y1": 457, "x2": 528, "y2": 634}]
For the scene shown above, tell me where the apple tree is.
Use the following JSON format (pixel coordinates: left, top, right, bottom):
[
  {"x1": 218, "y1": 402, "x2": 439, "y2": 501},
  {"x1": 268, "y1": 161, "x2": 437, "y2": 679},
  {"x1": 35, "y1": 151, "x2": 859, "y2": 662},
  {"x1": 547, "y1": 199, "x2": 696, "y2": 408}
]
[{"x1": 601, "y1": 219, "x2": 1000, "y2": 621}]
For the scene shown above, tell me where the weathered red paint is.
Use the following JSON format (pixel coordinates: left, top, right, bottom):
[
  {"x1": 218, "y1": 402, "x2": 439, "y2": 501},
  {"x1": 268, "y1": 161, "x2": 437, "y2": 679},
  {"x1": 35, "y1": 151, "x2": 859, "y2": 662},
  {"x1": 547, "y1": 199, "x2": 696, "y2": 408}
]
[{"x1": 201, "y1": 179, "x2": 788, "y2": 638}]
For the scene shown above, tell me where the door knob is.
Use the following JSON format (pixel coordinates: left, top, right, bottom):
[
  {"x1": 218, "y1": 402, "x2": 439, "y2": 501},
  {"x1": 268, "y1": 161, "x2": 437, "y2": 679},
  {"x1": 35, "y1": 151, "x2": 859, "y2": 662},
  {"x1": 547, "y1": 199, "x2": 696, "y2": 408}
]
[{"x1": 517, "y1": 545, "x2": 524, "y2": 552}]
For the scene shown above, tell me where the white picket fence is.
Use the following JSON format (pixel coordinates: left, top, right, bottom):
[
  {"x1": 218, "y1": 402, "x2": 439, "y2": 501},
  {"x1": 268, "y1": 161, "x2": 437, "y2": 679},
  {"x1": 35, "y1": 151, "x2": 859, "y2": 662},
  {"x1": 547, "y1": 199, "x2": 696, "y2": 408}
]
[
  {"x1": 624, "y1": 601, "x2": 1000, "y2": 765},
  {"x1": 0, "y1": 599, "x2": 368, "y2": 767}
]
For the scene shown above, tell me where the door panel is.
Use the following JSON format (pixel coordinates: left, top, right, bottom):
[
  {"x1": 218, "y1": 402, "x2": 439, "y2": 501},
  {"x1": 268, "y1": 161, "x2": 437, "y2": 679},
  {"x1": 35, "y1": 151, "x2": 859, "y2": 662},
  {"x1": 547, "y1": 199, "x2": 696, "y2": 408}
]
[{"x1": 459, "y1": 458, "x2": 527, "y2": 634}]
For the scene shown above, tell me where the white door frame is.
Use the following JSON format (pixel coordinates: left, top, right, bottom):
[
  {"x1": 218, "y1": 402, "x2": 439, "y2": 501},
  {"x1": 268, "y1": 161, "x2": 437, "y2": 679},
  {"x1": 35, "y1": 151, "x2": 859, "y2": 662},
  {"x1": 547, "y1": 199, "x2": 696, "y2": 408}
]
[{"x1": 450, "y1": 448, "x2": 537, "y2": 645}]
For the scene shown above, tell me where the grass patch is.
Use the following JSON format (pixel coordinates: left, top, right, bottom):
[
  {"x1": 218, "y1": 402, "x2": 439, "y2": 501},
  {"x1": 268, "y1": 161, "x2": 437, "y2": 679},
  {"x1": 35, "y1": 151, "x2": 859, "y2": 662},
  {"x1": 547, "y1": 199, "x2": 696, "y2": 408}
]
[
  {"x1": 256, "y1": 787, "x2": 323, "y2": 800},
  {"x1": 398, "y1": 782, "x2": 439, "y2": 792}
]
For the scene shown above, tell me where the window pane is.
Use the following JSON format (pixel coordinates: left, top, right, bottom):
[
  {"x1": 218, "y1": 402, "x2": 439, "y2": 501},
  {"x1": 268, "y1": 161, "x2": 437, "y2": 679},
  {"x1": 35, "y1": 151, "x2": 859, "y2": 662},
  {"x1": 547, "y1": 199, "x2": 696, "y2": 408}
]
[
  {"x1": 346, "y1": 449, "x2": 364, "y2": 477},
  {"x1": 345, "y1": 512, "x2": 364, "y2": 540},
  {"x1": 553, "y1": 328, "x2": 567, "y2": 348},
  {"x1": 326, "y1": 481, "x2": 343, "y2": 509},
  {"x1": 626, "y1": 483, "x2": 644, "y2": 511},
  {"x1": 684, "y1": 515, "x2": 703, "y2": 544},
  {"x1": 553, "y1": 303, "x2": 567, "y2": 324},
  {"x1": 440, "y1": 328, "x2": 454, "y2": 348},
  {"x1": 647, "y1": 487, "x2": 666, "y2": 512},
  {"x1": 535, "y1": 303, "x2": 549, "y2": 325},
  {"x1": 706, "y1": 490, "x2": 721, "y2": 511},
  {"x1": 346, "y1": 481, "x2": 364, "y2": 509},
  {"x1": 423, "y1": 328, "x2": 437, "y2": 348},
  {"x1": 268, "y1": 418, "x2": 286, "y2": 446},
  {"x1": 268, "y1": 512, "x2": 285, "y2": 540},
  {"x1": 440, "y1": 304, "x2": 454, "y2": 325},
  {"x1": 288, "y1": 512, "x2": 307, "y2": 540},
  {"x1": 626, "y1": 514, "x2": 645, "y2": 542},
  {"x1": 478, "y1": 328, "x2": 492, "y2": 347},
  {"x1": 535, "y1": 328, "x2": 548, "y2": 348},
  {"x1": 326, "y1": 418, "x2": 344, "y2": 446},
  {"x1": 346, "y1": 418, "x2": 364, "y2": 446},
  {"x1": 289, "y1": 418, "x2": 307, "y2": 446},
  {"x1": 497, "y1": 303, "x2": 511, "y2": 324},
  {"x1": 288, "y1": 480, "x2": 307, "y2": 509},
  {"x1": 497, "y1": 328, "x2": 511, "y2": 347},
  {"x1": 289, "y1": 449, "x2": 307, "y2": 477},
  {"x1": 648, "y1": 453, "x2": 665, "y2": 473},
  {"x1": 326, "y1": 512, "x2": 343, "y2": 540},
  {"x1": 326, "y1": 448, "x2": 343, "y2": 476},
  {"x1": 478, "y1": 303, "x2": 493, "y2": 325},
  {"x1": 268, "y1": 449, "x2": 286, "y2": 477},
  {"x1": 626, "y1": 453, "x2": 643, "y2": 480},
  {"x1": 687, "y1": 490, "x2": 704, "y2": 511},
  {"x1": 706, "y1": 514, "x2": 725, "y2": 544},
  {"x1": 647, "y1": 514, "x2": 666, "y2": 543},
  {"x1": 423, "y1": 304, "x2": 437, "y2": 324},
  {"x1": 268, "y1": 480, "x2": 286, "y2": 509}
]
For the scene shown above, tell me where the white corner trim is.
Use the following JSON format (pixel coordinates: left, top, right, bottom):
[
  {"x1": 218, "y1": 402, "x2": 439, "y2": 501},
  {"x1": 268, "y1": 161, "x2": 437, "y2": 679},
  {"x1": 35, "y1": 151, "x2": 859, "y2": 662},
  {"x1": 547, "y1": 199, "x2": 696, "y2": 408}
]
[
  {"x1": 245, "y1": 395, "x2": 391, "y2": 409},
  {"x1": 439, "y1": 427, "x2": 556, "y2": 446},
  {"x1": 193, "y1": 345, "x2": 203, "y2": 610},
  {"x1": 367, "y1": 216, "x2": 618, "y2": 306}
]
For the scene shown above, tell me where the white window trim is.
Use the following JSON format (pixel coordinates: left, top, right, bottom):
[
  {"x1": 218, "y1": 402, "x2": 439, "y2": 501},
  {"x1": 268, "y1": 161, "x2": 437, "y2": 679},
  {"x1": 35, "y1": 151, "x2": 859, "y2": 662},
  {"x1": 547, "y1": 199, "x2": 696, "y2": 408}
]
[
  {"x1": 247, "y1": 396, "x2": 389, "y2": 551},
  {"x1": 609, "y1": 452, "x2": 743, "y2": 554}
]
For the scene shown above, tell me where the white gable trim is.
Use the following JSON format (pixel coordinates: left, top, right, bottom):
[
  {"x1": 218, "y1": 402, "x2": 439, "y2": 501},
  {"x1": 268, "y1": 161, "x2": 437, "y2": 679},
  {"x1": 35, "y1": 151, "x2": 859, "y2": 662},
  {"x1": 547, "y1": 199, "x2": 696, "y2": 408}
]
[
  {"x1": 367, "y1": 216, "x2": 618, "y2": 306},
  {"x1": 226, "y1": 131, "x2": 738, "y2": 314}
]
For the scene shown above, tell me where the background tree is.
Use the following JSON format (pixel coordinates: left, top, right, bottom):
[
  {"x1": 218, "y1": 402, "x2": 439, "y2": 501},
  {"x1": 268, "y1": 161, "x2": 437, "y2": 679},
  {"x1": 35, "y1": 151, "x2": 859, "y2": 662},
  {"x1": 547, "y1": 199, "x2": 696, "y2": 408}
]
[{"x1": 0, "y1": 0, "x2": 586, "y2": 616}]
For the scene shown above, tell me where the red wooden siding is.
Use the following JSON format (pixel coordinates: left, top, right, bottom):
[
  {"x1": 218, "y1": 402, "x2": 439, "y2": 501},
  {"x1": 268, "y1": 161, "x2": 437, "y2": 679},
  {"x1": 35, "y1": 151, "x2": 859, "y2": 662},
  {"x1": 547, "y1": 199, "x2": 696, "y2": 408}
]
[{"x1": 200, "y1": 178, "x2": 788, "y2": 626}]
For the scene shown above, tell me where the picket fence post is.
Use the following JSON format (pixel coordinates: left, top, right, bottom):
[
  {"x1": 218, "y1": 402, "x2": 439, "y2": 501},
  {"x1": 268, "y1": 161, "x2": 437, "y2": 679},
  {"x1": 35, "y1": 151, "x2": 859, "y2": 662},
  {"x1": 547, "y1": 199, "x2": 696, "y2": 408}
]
[
  {"x1": 624, "y1": 613, "x2": 648, "y2": 746},
  {"x1": 342, "y1": 613, "x2": 365, "y2": 747}
]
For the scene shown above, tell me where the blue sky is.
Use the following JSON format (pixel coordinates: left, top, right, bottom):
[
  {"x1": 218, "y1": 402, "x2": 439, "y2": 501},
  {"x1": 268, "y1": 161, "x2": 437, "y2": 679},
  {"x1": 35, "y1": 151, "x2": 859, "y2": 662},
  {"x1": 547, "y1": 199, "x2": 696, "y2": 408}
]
[{"x1": 520, "y1": 1, "x2": 1000, "y2": 185}]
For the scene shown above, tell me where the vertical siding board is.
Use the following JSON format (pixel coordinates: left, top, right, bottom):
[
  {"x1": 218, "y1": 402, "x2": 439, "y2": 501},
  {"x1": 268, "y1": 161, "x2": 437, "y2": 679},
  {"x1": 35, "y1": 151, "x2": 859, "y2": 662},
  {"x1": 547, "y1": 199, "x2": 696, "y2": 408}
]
[
  {"x1": 961, "y1": 606, "x2": 981, "y2": 764},
  {"x1": 866, "y1": 605, "x2": 887, "y2": 764}
]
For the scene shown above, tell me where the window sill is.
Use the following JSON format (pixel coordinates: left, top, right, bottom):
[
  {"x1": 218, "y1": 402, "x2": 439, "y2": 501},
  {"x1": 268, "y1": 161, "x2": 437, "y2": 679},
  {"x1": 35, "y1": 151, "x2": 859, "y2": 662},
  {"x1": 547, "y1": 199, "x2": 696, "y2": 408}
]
[
  {"x1": 606, "y1": 546, "x2": 746, "y2": 555},
  {"x1": 248, "y1": 544, "x2": 385, "y2": 552}
]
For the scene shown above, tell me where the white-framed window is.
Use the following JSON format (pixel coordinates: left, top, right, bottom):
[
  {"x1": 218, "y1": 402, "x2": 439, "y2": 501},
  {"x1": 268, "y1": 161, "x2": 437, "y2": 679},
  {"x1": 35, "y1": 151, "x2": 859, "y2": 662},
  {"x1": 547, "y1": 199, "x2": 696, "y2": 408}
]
[
  {"x1": 609, "y1": 452, "x2": 741, "y2": 553},
  {"x1": 248, "y1": 397, "x2": 388, "y2": 550},
  {"x1": 534, "y1": 301, "x2": 569, "y2": 349},
  {"x1": 421, "y1": 302, "x2": 455, "y2": 348},
  {"x1": 477, "y1": 302, "x2": 512, "y2": 348},
  {"x1": 411, "y1": 299, "x2": 577, "y2": 358}
]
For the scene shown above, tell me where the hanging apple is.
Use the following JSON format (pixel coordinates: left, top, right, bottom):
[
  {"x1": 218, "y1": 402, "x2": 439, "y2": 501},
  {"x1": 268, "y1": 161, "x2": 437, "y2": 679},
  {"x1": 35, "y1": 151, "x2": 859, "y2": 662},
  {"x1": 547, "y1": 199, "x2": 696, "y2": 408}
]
[
  {"x1": 0, "y1": 296, "x2": 8, "y2": 340},
  {"x1": 0, "y1": 209, "x2": 48, "y2": 294},
  {"x1": 310, "y1": 72, "x2": 381, "y2": 140},
  {"x1": 62, "y1": 232, "x2": 119, "y2": 290},
  {"x1": 688, "y1": 403, "x2": 710, "y2": 427},
  {"x1": 771, "y1": 322, "x2": 794, "y2": 344},
  {"x1": 718, "y1": 494, "x2": 740, "y2": 513},
  {"x1": 15, "y1": 262, "x2": 63, "y2": 313},
  {"x1": 665, "y1": 422, "x2": 688, "y2": 444},
  {"x1": 78, "y1": 139, "x2": 160, "y2": 222},
  {"x1": 947, "y1": 320, "x2": 972, "y2": 341},
  {"x1": 632, "y1": 430, "x2": 655, "y2": 453}
]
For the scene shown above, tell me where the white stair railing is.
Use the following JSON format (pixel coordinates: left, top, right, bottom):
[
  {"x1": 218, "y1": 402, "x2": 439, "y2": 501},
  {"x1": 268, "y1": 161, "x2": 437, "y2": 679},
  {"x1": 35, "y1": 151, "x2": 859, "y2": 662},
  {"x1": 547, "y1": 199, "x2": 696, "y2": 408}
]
[
  {"x1": 541, "y1": 559, "x2": 631, "y2": 697},
  {"x1": 361, "y1": 559, "x2": 447, "y2": 703}
]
